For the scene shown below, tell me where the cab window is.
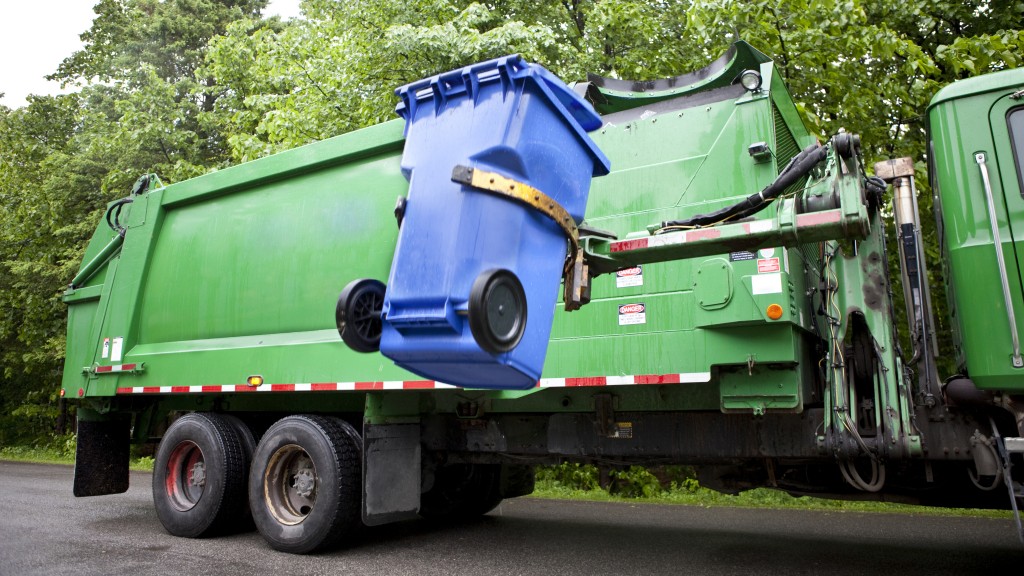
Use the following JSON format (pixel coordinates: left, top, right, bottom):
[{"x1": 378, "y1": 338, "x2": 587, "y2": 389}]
[{"x1": 1009, "y1": 107, "x2": 1024, "y2": 197}]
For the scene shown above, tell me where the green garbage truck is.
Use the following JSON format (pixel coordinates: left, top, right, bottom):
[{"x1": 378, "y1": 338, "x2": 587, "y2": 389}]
[{"x1": 62, "y1": 41, "x2": 1024, "y2": 552}]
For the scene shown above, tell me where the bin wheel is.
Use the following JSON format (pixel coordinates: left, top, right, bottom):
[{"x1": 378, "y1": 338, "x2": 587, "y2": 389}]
[
  {"x1": 152, "y1": 413, "x2": 249, "y2": 538},
  {"x1": 336, "y1": 279, "x2": 386, "y2": 353},
  {"x1": 249, "y1": 415, "x2": 362, "y2": 554},
  {"x1": 469, "y1": 269, "x2": 527, "y2": 355}
]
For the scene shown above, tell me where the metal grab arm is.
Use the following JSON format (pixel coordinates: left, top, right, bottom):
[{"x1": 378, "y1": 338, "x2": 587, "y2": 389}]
[{"x1": 581, "y1": 145, "x2": 872, "y2": 277}]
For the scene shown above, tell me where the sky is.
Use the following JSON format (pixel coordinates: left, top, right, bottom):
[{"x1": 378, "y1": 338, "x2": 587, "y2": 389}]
[{"x1": 0, "y1": 0, "x2": 302, "y2": 108}]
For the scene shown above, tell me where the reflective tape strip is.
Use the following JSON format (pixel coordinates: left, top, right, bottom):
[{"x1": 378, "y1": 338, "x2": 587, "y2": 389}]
[
  {"x1": 113, "y1": 372, "x2": 712, "y2": 394},
  {"x1": 96, "y1": 363, "x2": 137, "y2": 373}
]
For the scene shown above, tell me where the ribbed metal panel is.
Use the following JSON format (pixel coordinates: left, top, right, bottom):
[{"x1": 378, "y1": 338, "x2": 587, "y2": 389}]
[{"x1": 773, "y1": 103, "x2": 800, "y2": 170}]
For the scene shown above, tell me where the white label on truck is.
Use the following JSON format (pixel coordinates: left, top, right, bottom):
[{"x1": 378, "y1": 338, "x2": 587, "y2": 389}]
[
  {"x1": 111, "y1": 337, "x2": 123, "y2": 363},
  {"x1": 616, "y1": 266, "x2": 643, "y2": 288},
  {"x1": 101, "y1": 338, "x2": 110, "y2": 359},
  {"x1": 751, "y1": 273, "x2": 782, "y2": 295},
  {"x1": 649, "y1": 234, "x2": 685, "y2": 248},
  {"x1": 618, "y1": 303, "x2": 647, "y2": 325}
]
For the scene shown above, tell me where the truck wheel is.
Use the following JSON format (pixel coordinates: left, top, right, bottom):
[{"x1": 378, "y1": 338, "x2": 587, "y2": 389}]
[
  {"x1": 152, "y1": 413, "x2": 249, "y2": 538},
  {"x1": 249, "y1": 415, "x2": 362, "y2": 554},
  {"x1": 420, "y1": 463, "x2": 503, "y2": 520},
  {"x1": 221, "y1": 414, "x2": 257, "y2": 528},
  {"x1": 336, "y1": 279, "x2": 386, "y2": 353},
  {"x1": 469, "y1": 269, "x2": 527, "y2": 355}
]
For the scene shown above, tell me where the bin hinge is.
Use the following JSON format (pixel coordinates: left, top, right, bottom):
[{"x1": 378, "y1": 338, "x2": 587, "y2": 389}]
[{"x1": 451, "y1": 165, "x2": 590, "y2": 311}]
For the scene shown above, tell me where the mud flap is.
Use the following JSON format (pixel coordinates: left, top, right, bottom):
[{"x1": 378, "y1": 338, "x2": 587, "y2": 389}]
[
  {"x1": 500, "y1": 464, "x2": 536, "y2": 498},
  {"x1": 362, "y1": 422, "x2": 421, "y2": 526},
  {"x1": 73, "y1": 412, "x2": 130, "y2": 497}
]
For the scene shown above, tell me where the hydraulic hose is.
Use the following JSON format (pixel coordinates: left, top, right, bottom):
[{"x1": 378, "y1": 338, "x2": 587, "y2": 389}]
[
  {"x1": 105, "y1": 197, "x2": 134, "y2": 238},
  {"x1": 657, "y1": 141, "x2": 829, "y2": 232}
]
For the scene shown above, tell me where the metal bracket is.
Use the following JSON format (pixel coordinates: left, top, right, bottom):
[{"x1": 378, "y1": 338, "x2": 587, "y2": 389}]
[
  {"x1": 975, "y1": 153, "x2": 1024, "y2": 368},
  {"x1": 594, "y1": 393, "x2": 616, "y2": 437},
  {"x1": 85, "y1": 362, "x2": 145, "y2": 375},
  {"x1": 451, "y1": 165, "x2": 590, "y2": 310},
  {"x1": 991, "y1": 420, "x2": 1024, "y2": 544}
]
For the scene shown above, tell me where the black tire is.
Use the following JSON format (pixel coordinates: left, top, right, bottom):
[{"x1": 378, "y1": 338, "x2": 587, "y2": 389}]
[
  {"x1": 221, "y1": 414, "x2": 257, "y2": 528},
  {"x1": 152, "y1": 413, "x2": 249, "y2": 538},
  {"x1": 249, "y1": 415, "x2": 362, "y2": 554},
  {"x1": 336, "y1": 279, "x2": 386, "y2": 353},
  {"x1": 468, "y1": 269, "x2": 527, "y2": 355},
  {"x1": 420, "y1": 464, "x2": 503, "y2": 521}
]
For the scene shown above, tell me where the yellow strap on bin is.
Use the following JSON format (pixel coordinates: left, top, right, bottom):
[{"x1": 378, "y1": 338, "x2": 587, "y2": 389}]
[{"x1": 451, "y1": 165, "x2": 590, "y2": 311}]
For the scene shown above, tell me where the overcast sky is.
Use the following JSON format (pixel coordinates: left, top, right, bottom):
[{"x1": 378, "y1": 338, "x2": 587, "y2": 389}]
[{"x1": 0, "y1": 0, "x2": 302, "y2": 108}]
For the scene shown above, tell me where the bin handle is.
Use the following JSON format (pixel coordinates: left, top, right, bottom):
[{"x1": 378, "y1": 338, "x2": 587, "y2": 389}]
[{"x1": 451, "y1": 165, "x2": 590, "y2": 311}]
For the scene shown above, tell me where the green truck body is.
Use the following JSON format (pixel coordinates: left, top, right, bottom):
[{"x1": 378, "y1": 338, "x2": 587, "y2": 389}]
[{"x1": 63, "y1": 43, "x2": 1024, "y2": 552}]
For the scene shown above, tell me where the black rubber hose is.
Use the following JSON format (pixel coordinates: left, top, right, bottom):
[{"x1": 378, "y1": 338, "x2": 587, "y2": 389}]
[
  {"x1": 105, "y1": 197, "x2": 134, "y2": 238},
  {"x1": 658, "y1": 142, "x2": 828, "y2": 231}
]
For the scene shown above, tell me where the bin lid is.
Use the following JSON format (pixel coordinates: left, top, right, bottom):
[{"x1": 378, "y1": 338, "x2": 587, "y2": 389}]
[{"x1": 394, "y1": 55, "x2": 610, "y2": 175}]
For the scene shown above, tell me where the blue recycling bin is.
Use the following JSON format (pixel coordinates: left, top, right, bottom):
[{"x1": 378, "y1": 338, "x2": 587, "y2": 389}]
[{"x1": 380, "y1": 55, "x2": 610, "y2": 389}]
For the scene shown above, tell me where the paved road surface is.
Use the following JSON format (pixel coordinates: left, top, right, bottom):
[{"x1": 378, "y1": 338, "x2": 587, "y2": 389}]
[{"x1": 1, "y1": 460, "x2": 1022, "y2": 575}]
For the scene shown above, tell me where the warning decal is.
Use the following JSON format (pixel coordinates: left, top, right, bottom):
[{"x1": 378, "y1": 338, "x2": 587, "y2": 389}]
[
  {"x1": 616, "y1": 266, "x2": 643, "y2": 288},
  {"x1": 618, "y1": 303, "x2": 647, "y2": 325},
  {"x1": 102, "y1": 338, "x2": 110, "y2": 359},
  {"x1": 757, "y1": 257, "x2": 780, "y2": 273}
]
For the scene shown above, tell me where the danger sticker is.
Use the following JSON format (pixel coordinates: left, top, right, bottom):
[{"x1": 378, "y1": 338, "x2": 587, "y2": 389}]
[
  {"x1": 616, "y1": 266, "x2": 643, "y2": 288},
  {"x1": 618, "y1": 303, "x2": 647, "y2": 325},
  {"x1": 757, "y1": 257, "x2": 780, "y2": 273},
  {"x1": 102, "y1": 338, "x2": 110, "y2": 359}
]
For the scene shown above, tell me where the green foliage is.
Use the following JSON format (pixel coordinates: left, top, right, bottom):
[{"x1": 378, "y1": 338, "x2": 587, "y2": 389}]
[
  {"x1": 0, "y1": 432, "x2": 77, "y2": 462},
  {"x1": 536, "y1": 463, "x2": 700, "y2": 498},
  {"x1": 535, "y1": 462, "x2": 601, "y2": 491},
  {"x1": 531, "y1": 463, "x2": 1010, "y2": 518},
  {"x1": 608, "y1": 465, "x2": 663, "y2": 498}
]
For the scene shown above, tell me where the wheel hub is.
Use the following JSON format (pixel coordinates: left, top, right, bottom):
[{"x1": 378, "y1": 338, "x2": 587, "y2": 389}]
[
  {"x1": 190, "y1": 461, "x2": 206, "y2": 487},
  {"x1": 264, "y1": 445, "x2": 319, "y2": 525},
  {"x1": 292, "y1": 468, "x2": 316, "y2": 498}
]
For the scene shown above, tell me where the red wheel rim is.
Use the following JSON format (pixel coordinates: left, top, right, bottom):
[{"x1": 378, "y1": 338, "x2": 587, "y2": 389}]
[{"x1": 164, "y1": 440, "x2": 206, "y2": 511}]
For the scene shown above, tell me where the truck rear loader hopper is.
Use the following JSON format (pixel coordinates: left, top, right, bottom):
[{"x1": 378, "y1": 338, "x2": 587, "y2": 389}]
[{"x1": 63, "y1": 42, "x2": 1024, "y2": 552}]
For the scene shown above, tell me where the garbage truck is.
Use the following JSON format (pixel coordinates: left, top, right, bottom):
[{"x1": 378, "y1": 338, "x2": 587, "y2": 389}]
[{"x1": 62, "y1": 41, "x2": 1024, "y2": 552}]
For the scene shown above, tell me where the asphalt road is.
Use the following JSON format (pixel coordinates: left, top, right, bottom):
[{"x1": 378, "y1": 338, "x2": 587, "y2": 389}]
[{"x1": 1, "y1": 460, "x2": 1022, "y2": 575}]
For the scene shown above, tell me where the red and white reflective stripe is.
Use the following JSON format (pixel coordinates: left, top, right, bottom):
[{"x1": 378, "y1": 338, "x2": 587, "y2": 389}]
[
  {"x1": 96, "y1": 364, "x2": 137, "y2": 373},
  {"x1": 537, "y1": 372, "x2": 711, "y2": 387},
  {"x1": 609, "y1": 228, "x2": 725, "y2": 253},
  {"x1": 114, "y1": 372, "x2": 711, "y2": 394}
]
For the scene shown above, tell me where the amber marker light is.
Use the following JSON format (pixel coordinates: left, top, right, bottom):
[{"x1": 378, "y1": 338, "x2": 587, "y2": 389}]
[
  {"x1": 246, "y1": 375, "x2": 264, "y2": 387},
  {"x1": 766, "y1": 304, "x2": 784, "y2": 320}
]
